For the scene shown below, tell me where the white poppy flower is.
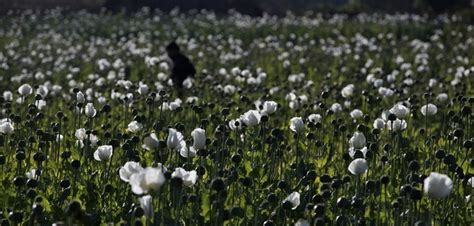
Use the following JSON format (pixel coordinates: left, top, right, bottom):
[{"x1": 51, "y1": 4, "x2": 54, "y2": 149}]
[
  {"x1": 143, "y1": 133, "x2": 160, "y2": 150},
  {"x1": 240, "y1": 110, "x2": 261, "y2": 127},
  {"x1": 76, "y1": 91, "x2": 85, "y2": 103},
  {"x1": 0, "y1": 120, "x2": 14, "y2": 134},
  {"x1": 178, "y1": 141, "x2": 197, "y2": 158},
  {"x1": 167, "y1": 128, "x2": 184, "y2": 149},
  {"x1": 436, "y1": 93, "x2": 448, "y2": 103},
  {"x1": 3, "y1": 91, "x2": 13, "y2": 101},
  {"x1": 350, "y1": 109, "x2": 364, "y2": 119},
  {"x1": 139, "y1": 195, "x2": 153, "y2": 218},
  {"x1": 228, "y1": 119, "x2": 242, "y2": 131},
  {"x1": 330, "y1": 103, "x2": 342, "y2": 113},
  {"x1": 386, "y1": 119, "x2": 407, "y2": 131},
  {"x1": 171, "y1": 167, "x2": 198, "y2": 187},
  {"x1": 18, "y1": 84, "x2": 32, "y2": 96},
  {"x1": 421, "y1": 103, "x2": 438, "y2": 116},
  {"x1": 127, "y1": 121, "x2": 143, "y2": 133},
  {"x1": 349, "y1": 146, "x2": 368, "y2": 158},
  {"x1": 308, "y1": 114, "x2": 322, "y2": 124},
  {"x1": 261, "y1": 101, "x2": 278, "y2": 115},
  {"x1": 35, "y1": 100, "x2": 47, "y2": 110},
  {"x1": 119, "y1": 161, "x2": 144, "y2": 182},
  {"x1": 467, "y1": 177, "x2": 473, "y2": 188},
  {"x1": 138, "y1": 84, "x2": 149, "y2": 95},
  {"x1": 341, "y1": 84, "x2": 355, "y2": 98},
  {"x1": 191, "y1": 128, "x2": 206, "y2": 150},
  {"x1": 93, "y1": 145, "x2": 113, "y2": 161},
  {"x1": 129, "y1": 167, "x2": 166, "y2": 195},
  {"x1": 348, "y1": 158, "x2": 368, "y2": 175},
  {"x1": 25, "y1": 168, "x2": 38, "y2": 180},
  {"x1": 290, "y1": 117, "x2": 304, "y2": 134},
  {"x1": 390, "y1": 104, "x2": 409, "y2": 119},
  {"x1": 85, "y1": 103, "x2": 97, "y2": 118},
  {"x1": 350, "y1": 132, "x2": 366, "y2": 149},
  {"x1": 36, "y1": 85, "x2": 48, "y2": 97},
  {"x1": 183, "y1": 77, "x2": 193, "y2": 89},
  {"x1": 373, "y1": 118, "x2": 385, "y2": 129},
  {"x1": 424, "y1": 172, "x2": 453, "y2": 199},
  {"x1": 284, "y1": 192, "x2": 301, "y2": 210},
  {"x1": 75, "y1": 128, "x2": 87, "y2": 140}
]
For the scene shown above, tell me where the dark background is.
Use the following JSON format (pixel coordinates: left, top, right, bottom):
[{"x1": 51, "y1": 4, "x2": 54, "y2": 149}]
[{"x1": 0, "y1": 0, "x2": 473, "y2": 15}]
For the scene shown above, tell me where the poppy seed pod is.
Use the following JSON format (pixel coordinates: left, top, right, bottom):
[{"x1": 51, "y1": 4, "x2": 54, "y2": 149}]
[
  {"x1": 65, "y1": 201, "x2": 81, "y2": 215},
  {"x1": 321, "y1": 190, "x2": 332, "y2": 200},
  {"x1": 321, "y1": 91, "x2": 329, "y2": 99},
  {"x1": 336, "y1": 215, "x2": 348, "y2": 225},
  {"x1": 26, "y1": 179, "x2": 38, "y2": 188},
  {"x1": 314, "y1": 204, "x2": 325, "y2": 216},
  {"x1": 71, "y1": 159, "x2": 81, "y2": 169},
  {"x1": 211, "y1": 178, "x2": 225, "y2": 191},
  {"x1": 350, "y1": 196, "x2": 364, "y2": 210},
  {"x1": 336, "y1": 197, "x2": 350, "y2": 209},
  {"x1": 435, "y1": 149, "x2": 446, "y2": 159},
  {"x1": 60, "y1": 179, "x2": 71, "y2": 189},
  {"x1": 241, "y1": 177, "x2": 253, "y2": 187},
  {"x1": 342, "y1": 175, "x2": 351, "y2": 184},
  {"x1": 33, "y1": 152, "x2": 46, "y2": 162},
  {"x1": 312, "y1": 194, "x2": 324, "y2": 203},
  {"x1": 453, "y1": 129, "x2": 464, "y2": 138},
  {"x1": 463, "y1": 140, "x2": 473, "y2": 149},
  {"x1": 410, "y1": 188, "x2": 423, "y2": 201},
  {"x1": 267, "y1": 193, "x2": 279, "y2": 203},
  {"x1": 408, "y1": 160, "x2": 420, "y2": 171},
  {"x1": 353, "y1": 151, "x2": 364, "y2": 159},
  {"x1": 15, "y1": 151, "x2": 26, "y2": 161},
  {"x1": 170, "y1": 177, "x2": 183, "y2": 187},
  {"x1": 277, "y1": 180, "x2": 288, "y2": 189},
  {"x1": 400, "y1": 184, "x2": 412, "y2": 196},
  {"x1": 27, "y1": 188, "x2": 37, "y2": 199},
  {"x1": 387, "y1": 113, "x2": 397, "y2": 121},
  {"x1": 343, "y1": 152, "x2": 351, "y2": 161},
  {"x1": 320, "y1": 174, "x2": 332, "y2": 183},
  {"x1": 196, "y1": 165, "x2": 206, "y2": 176},
  {"x1": 306, "y1": 170, "x2": 317, "y2": 181},
  {"x1": 357, "y1": 218, "x2": 366, "y2": 226},
  {"x1": 380, "y1": 175, "x2": 390, "y2": 185},
  {"x1": 9, "y1": 211, "x2": 23, "y2": 223},
  {"x1": 365, "y1": 180, "x2": 376, "y2": 192},
  {"x1": 32, "y1": 203, "x2": 44, "y2": 215},
  {"x1": 61, "y1": 151, "x2": 71, "y2": 159},
  {"x1": 331, "y1": 179, "x2": 342, "y2": 190},
  {"x1": 461, "y1": 106, "x2": 471, "y2": 116},
  {"x1": 443, "y1": 154, "x2": 456, "y2": 165}
]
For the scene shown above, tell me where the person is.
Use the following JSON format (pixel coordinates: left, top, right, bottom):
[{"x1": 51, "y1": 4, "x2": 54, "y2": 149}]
[{"x1": 166, "y1": 42, "x2": 196, "y2": 90}]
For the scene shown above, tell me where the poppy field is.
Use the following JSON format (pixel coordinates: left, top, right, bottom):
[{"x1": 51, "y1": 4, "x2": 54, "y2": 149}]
[{"x1": 0, "y1": 8, "x2": 473, "y2": 225}]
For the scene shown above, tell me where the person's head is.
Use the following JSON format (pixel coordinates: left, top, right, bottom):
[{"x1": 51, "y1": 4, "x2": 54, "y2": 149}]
[{"x1": 166, "y1": 42, "x2": 180, "y2": 57}]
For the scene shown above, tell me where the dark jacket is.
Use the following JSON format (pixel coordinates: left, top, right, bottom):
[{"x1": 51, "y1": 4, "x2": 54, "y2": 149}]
[{"x1": 170, "y1": 53, "x2": 196, "y2": 88}]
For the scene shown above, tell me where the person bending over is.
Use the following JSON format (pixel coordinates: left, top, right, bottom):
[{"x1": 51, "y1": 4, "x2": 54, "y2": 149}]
[{"x1": 166, "y1": 42, "x2": 196, "y2": 92}]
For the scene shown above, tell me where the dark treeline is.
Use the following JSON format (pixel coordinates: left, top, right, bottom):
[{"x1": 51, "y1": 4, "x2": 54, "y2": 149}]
[
  {"x1": 103, "y1": 0, "x2": 472, "y2": 15},
  {"x1": 1, "y1": 0, "x2": 472, "y2": 15}
]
